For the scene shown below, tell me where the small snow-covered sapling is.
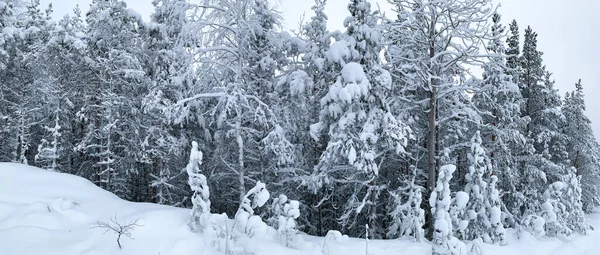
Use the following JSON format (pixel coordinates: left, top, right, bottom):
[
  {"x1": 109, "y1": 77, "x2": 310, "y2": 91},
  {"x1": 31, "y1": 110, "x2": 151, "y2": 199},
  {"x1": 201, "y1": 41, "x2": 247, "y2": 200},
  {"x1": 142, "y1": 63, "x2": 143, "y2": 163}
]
[
  {"x1": 91, "y1": 215, "x2": 142, "y2": 249},
  {"x1": 235, "y1": 181, "x2": 270, "y2": 237}
]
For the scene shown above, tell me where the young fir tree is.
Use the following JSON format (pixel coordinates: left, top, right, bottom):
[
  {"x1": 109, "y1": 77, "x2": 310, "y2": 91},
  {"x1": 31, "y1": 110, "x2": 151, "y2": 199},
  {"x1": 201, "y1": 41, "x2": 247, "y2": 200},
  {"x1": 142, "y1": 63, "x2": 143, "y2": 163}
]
[
  {"x1": 472, "y1": 12, "x2": 528, "y2": 226},
  {"x1": 271, "y1": 194, "x2": 301, "y2": 248},
  {"x1": 234, "y1": 181, "x2": 271, "y2": 238},
  {"x1": 562, "y1": 80, "x2": 600, "y2": 212},
  {"x1": 187, "y1": 141, "x2": 211, "y2": 232},
  {"x1": 561, "y1": 166, "x2": 588, "y2": 234},
  {"x1": 387, "y1": 167, "x2": 425, "y2": 241},
  {"x1": 463, "y1": 131, "x2": 503, "y2": 243},
  {"x1": 430, "y1": 165, "x2": 467, "y2": 255},
  {"x1": 542, "y1": 182, "x2": 570, "y2": 237},
  {"x1": 309, "y1": 0, "x2": 411, "y2": 238}
]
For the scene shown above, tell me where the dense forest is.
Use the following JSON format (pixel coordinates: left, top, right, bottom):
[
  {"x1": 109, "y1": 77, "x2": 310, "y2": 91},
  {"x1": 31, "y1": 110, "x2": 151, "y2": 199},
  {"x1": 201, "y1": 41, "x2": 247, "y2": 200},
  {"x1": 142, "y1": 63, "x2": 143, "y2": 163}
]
[{"x1": 1, "y1": 0, "x2": 599, "y2": 252}]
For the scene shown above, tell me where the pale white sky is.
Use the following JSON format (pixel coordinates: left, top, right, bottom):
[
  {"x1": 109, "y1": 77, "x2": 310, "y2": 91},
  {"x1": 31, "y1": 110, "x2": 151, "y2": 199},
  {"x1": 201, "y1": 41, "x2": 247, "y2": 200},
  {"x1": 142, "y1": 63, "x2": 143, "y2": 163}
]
[{"x1": 41, "y1": 0, "x2": 600, "y2": 139}]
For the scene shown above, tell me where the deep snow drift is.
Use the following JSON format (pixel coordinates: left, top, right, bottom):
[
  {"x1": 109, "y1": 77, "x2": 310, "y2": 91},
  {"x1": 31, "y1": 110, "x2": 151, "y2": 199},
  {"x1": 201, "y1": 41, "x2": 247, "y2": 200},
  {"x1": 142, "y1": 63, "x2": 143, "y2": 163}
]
[{"x1": 0, "y1": 163, "x2": 599, "y2": 255}]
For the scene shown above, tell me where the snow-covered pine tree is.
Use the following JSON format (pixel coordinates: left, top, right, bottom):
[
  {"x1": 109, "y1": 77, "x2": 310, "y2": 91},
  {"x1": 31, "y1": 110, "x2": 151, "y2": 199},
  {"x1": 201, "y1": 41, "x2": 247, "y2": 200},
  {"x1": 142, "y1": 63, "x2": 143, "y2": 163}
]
[
  {"x1": 297, "y1": 0, "x2": 345, "y2": 236},
  {"x1": 463, "y1": 131, "x2": 493, "y2": 241},
  {"x1": 518, "y1": 26, "x2": 567, "y2": 218},
  {"x1": 35, "y1": 107, "x2": 61, "y2": 171},
  {"x1": 387, "y1": 167, "x2": 425, "y2": 241},
  {"x1": 485, "y1": 175, "x2": 506, "y2": 244},
  {"x1": 187, "y1": 141, "x2": 211, "y2": 232},
  {"x1": 41, "y1": 5, "x2": 88, "y2": 175},
  {"x1": 138, "y1": 0, "x2": 198, "y2": 205},
  {"x1": 387, "y1": 0, "x2": 495, "y2": 238},
  {"x1": 562, "y1": 80, "x2": 600, "y2": 212},
  {"x1": 309, "y1": 0, "x2": 411, "y2": 238},
  {"x1": 431, "y1": 165, "x2": 467, "y2": 255},
  {"x1": 77, "y1": 0, "x2": 148, "y2": 196},
  {"x1": 561, "y1": 166, "x2": 588, "y2": 234},
  {"x1": 505, "y1": 19, "x2": 520, "y2": 76},
  {"x1": 472, "y1": 12, "x2": 528, "y2": 226},
  {"x1": 542, "y1": 182, "x2": 570, "y2": 237}
]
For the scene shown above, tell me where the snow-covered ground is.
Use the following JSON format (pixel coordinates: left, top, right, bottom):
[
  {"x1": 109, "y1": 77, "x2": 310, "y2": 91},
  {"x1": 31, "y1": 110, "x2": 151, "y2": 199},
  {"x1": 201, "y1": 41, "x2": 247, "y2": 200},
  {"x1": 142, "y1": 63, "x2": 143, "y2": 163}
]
[{"x1": 1, "y1": 162, "x2": 599, "y2": 255}]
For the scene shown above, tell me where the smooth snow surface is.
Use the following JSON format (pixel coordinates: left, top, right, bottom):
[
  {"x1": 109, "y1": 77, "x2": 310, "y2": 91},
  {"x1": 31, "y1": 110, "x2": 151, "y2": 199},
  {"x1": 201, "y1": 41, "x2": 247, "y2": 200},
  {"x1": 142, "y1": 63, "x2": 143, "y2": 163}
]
[{"x1": 2, "y1": 163, "x2": 600, "y2": 255}]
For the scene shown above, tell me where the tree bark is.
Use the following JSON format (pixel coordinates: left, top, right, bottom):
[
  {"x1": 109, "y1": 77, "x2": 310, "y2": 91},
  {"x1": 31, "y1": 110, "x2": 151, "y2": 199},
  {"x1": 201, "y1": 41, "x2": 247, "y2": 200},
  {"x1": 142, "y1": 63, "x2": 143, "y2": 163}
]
[{"x1": 426, "y1": 13, "x2": 438, "y2": 240}]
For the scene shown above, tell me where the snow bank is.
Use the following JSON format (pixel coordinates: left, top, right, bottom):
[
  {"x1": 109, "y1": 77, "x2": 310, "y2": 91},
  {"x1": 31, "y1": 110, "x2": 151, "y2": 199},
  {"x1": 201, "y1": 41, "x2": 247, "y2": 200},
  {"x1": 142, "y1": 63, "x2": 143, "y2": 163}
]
[{"x1": 1, "y1": 163, "x2": 600, "y2": 255}]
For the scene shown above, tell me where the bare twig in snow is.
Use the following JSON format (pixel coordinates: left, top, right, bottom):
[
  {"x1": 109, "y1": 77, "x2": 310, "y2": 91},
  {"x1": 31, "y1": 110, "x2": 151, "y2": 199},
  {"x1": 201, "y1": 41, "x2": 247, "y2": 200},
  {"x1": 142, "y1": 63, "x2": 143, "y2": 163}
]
[{"x1": 91, "y1": 215, "x2": 142, "y2": 249}]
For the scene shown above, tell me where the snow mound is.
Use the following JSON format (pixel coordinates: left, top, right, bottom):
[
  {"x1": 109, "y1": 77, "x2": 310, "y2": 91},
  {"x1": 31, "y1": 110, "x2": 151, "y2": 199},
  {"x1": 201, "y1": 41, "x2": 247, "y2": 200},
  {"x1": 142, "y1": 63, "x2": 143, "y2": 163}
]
[{"x1": 2, "y1": 163, "x2": 600, "y2": 255}]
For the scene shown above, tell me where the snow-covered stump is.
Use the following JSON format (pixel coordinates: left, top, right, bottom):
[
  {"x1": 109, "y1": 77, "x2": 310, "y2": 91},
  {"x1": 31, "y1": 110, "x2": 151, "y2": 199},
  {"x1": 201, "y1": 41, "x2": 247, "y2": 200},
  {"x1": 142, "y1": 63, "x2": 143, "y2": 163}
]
[
  {"x1": 431, "y1": 164, "x2": 467, "y2": 255},
  {"x1": 187, "y1": 141, "x2": 211, "y2": 233}
]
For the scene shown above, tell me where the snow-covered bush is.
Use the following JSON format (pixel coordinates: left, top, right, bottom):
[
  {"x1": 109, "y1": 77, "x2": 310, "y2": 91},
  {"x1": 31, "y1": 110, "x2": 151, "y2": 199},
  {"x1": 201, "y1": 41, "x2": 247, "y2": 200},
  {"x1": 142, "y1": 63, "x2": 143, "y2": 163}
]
[
  {"x1": 321, "y1": 230, "x2": 347, "y2": 255},
  {"x1": 207, "y1": 213, "x2": 240, "y2": 255},
  {"x1": 387, "y1": 173, "x2": 425, "y2": 241},
  {"x1": 542, "y1": 182, "x2": 571, "y2": 237},
  {"x1": 430, "y1": 164, "x2": 467, "y2": 255},
  {"x1": 272, "y1": 194, "x2": 301, "y2": 248},
  {"x1": 187, "y1": 141, "x2": 211, "y2": 232},
  {"x1": 486, "y1": 176, "x2": 506, "y2": 245},
  {"x1": 562, "y1": 167, "x2": 589, "y2": 234},
  {"x1": 235, "y1": 181, "x2": 270, "y2": 238},
  {"x1": 521, "y1": 215, "x2": 546, "y2": 238},
  {"x1": 450, "y1": 191, "x2": 470, "y2": 239}
]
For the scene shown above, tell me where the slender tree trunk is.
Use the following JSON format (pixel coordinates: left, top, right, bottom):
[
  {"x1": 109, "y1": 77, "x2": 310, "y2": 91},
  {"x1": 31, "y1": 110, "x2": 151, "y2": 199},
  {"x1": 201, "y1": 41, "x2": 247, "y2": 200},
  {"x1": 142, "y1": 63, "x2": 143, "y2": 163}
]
[
  {"x1": 491, "y1": 108, "x2": 497, "y2": 176},
  {"x1": 426, "y1": 83, "x2": 437, "y2": 240},
  {"x1": 574, "y1": 150, "x2": 580, "y2": 170},
  {"x1": 236, "y1": 118, "x2": 245, "y2": 203},
  {"x1": 426, "y1": 13, "x2": 438, "y2": 239}
]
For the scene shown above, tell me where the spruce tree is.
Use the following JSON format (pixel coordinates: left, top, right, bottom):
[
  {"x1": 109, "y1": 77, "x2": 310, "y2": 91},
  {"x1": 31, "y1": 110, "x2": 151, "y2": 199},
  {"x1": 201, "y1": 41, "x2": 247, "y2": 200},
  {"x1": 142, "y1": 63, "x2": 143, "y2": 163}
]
[{"x1": 563, "y1": 80, "x2": 600, "y2": 212}]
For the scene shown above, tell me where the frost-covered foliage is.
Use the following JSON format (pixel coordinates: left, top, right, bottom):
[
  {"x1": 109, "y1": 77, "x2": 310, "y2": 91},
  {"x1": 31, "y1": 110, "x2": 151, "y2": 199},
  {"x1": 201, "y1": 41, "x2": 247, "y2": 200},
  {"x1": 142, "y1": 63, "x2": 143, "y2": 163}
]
[
  {"x1": 187, "y1": 141, "x2": 210, "y2": 233},
  {"x1": 542, "y1": 182, "x2": 570, "y2": 237},
  {"x1": 431, "y1": 165, "x2": 467, "y2": 255},
  {"x1": 473, "y1": 14, "x2": 529, "y2": 224},
  {"x1": 387, "y1": 172, "x2": 425, "y2": 241},
  {"x1": 271, "y1": 194, "x2": 301, "y2": 248},
  {"x1": 1, "y1": 0, "x2": 600, "y2": 246},
  {"x1": 235, "y1": 181, "x2": 270, "y2": 238},
  {"x1": 463, "y1": 131, "x2": 504, "y2": 243},
  {"x1": 561, "y1": 167, "x2": 589, "y2": 234},
  {"x1": 563, "y1": 80, "x2": 600, "y2": 212},
  {"x1": 309, "y1": 0, "x2": 411, "y2": 237},
  {"x1": 449, "y1": 191, "x2": 469, "y2": 240},
  {"x1": 485, "y1": 176, "x2": 506, "y2": 244},
  {"x1": 387, "y1": 0, "x2": 496, "y2": 240},
  {"x1": 463, "y1": 132, "x2": 488, "y2": 240},
  {"x1": 35, "y1": 109, "x2": 61, "y2": 171}
]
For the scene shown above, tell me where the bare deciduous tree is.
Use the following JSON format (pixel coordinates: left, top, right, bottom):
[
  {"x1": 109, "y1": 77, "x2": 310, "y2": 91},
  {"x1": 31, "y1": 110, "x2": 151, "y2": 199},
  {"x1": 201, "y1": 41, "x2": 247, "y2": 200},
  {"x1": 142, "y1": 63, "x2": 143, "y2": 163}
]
[{"x1": 92, "y1": 215, "x2": 142, "y2": 249}]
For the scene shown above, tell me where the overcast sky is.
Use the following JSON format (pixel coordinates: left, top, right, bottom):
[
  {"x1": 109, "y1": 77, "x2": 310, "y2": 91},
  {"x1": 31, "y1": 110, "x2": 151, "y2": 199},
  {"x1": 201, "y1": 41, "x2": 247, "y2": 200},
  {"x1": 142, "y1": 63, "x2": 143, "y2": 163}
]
[{"x1": 40, "y1": 0, "x2": 600, "y2": 139}]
